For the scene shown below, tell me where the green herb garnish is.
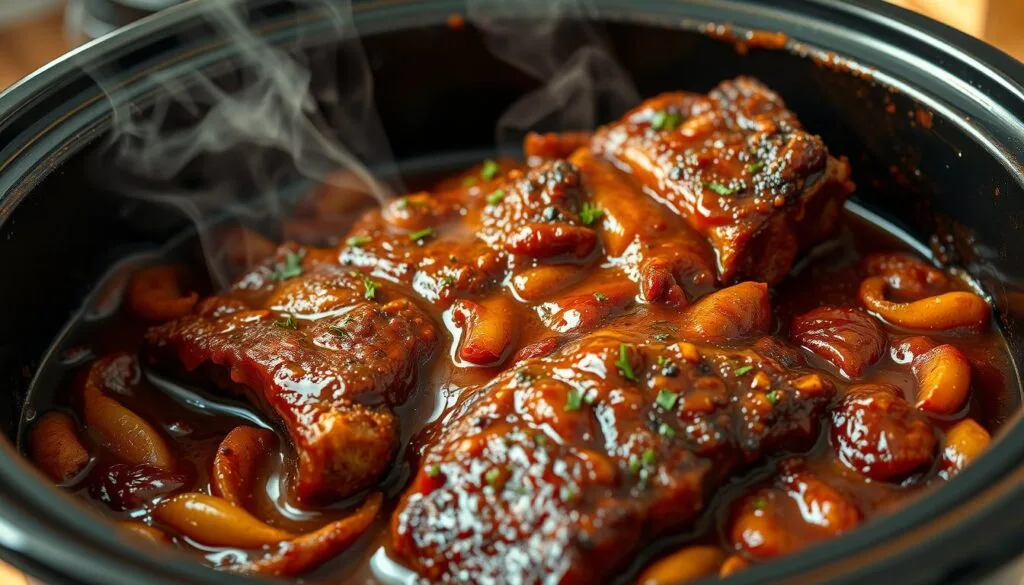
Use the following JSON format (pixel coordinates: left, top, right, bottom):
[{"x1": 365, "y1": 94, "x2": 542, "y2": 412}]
[
  {"x1": 615, "y1": 343, "x2": 638, "y2": 382},
  {"x1": 426, "y1": 464, "x2": 441, "y2": 477},
  {"x1": 651, "y1": 110, "x2": 682, "y2": 131},
  {"x1": 346, "y1": 235, "x2": 372, "y2": 248},
  {"x1": 565, "y1": 388, "x2": 583, "y2": 411},
  {"x1": 486, "y1": 189, "x2": 506, "y2": 205},
  {"x1": 353, "y1": 273, "x2": 379, "y2": 300},
  {"x1": 653, "y1": 332, "x2": 671, "y2": 342},
  {"x1": 462, "y1": 176, "x2": 477, "y2": 187},
  {"x1": 481, "y1": 159, "x2": 500, "y2": 181},
  {"x1": 766, "y1": 390, "x2": 782, "y2": 405},
  {"x1": 628, "y1": 455, "x2": 642, "y2": 475},
  {"x1": 560, "y1": 485, "x2": 578, "y2": 502},
  {"x1": 705, "y1": 181, "x2": 735, "y2": 196},
  {"x1": 641, "y1": 449, "x2": 656, "y2": 466},
  {"x1": 327, "y1": 325, "x2": 349, "y2": 338},
  {"x1": 747, "y1": 161, "x2": 765, "y2": 174},
  {"x1": 579, "y1": 202, "x2": 604, "y2": 226},
  {"x1": 735, "y1": 365, "x2": 754, "y2": 376},
  {"x1": 408, "y1": 227, "x2": 434, "y2": 242},
  {"x1": 658, "y1": 423, "x2": 676, "y2": 438},
  {"x1": 583, "y1": 391, "x2": 597, "y2": 405},
  {"x1": 656, "y1": 355, "x2": 669, "y2": 366},
  {"x1": 753, "y1": 497, "x2": 768, "y2": 510},
  {"x1": 274, "y1": 251, "x2": 303, "y2": 280},
  {"x1": 656, "y1": 389, "x2": 679, "y2": 411},
  {"x1": 396, "y1": 197, "x2": 409, "y2": 209},
  {"x1": 593, "y1": 292, "x2": 607, "y2": 302},
  {"x1": 533, "y1": 433, "x2": 547, "y2": 446},
  {"x1": 276, "y1": 313, "x2": 297, "y2": 329},
  {"x1": 484, "y1": 467, "x2": 501, "y2": 487}
]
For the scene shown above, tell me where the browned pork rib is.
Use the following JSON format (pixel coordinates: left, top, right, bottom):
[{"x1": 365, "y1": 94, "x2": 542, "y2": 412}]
[
  {"x1": 392, "y1": 285, "x2": 835, "y2": 584},
  {"x1": 592, "y1": 76, "x2": 855, "y2": 285},
  {"x1": 146, "y1": 246, "x2": 438, "y2": 503}
]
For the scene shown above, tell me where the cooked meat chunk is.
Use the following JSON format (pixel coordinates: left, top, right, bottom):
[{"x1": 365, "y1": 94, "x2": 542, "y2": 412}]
[
  {"x1": 570, "y1": 149, "x2": 716, "y2": 303},
  {"x1": 592, "y1": 76, "x2": 854, "y2": 284},
  {"x1": 393, "y1": 326, "x2": 834, "y2": 584},
  {"x1": 478, "y1": 159, "x2": 599, "y2": 260},
  {"x1": 146, "y1": 250, "x2": 438, "y2": 503}
]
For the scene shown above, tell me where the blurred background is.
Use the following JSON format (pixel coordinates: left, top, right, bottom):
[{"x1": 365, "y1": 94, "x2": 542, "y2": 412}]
[
  {"x1": 0, "y1": 0, "x2": 1022, "y2": 583},
  {"x1": 0, "y1": 0, "x2": 1022, "y2": 91}
]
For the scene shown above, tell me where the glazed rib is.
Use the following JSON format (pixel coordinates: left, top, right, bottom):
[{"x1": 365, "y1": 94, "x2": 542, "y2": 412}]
[
  {"x1": 392, "y1": 285, "x2": 835, "y2": 584},
  {"x1": 146, "y1": 247, "x2": 438, "y2": 503},
  {"x1": 592, "y1": 76, "x2": 854, "y2": 285}
]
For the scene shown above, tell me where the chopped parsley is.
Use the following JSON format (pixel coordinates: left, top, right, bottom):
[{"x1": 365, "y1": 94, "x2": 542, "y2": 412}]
[
  {"x1": 327, "y1": 325, "x2": 350, "y2": 338},
  {"x1": 653, "y1": 332, "x2": 671, "y2": 342},
  {"x1": 615, "y1": 344, "x2": 638, "y2": 382},
  {"x1": 274, "y1": 250, "x2": 303, "y2": 280},
  {"x1": 705, "y1": 181, "x2": 735, "y2": 196},
  {"x1": 583, "y1": 391, "x2": 597, "y2": 405},
  {"x1": 426, "y1": 464, "x2": 441, "y2": 477},
  {"x1": 658, "y1": 423, "x2": 676, "y2": 438},
  {"x1": 656, "y1": 389, "x2": 679, "y2": 411},
  {"x1": 651, "y1": 110, "x2": 682, "y2": 131},
  {"x1": 593, "y1": 292, "x2": 607, "y2": 302},
  {"x1": 628, "y1": 455, "x2": 642, "y2": 475},
  {"x1": 481, "y1": 159, "x2": 500, "y2": 181},
  {"x1": 440, "y1": 275, "x2": 457, "y2": 287},
  {"x1": 352, "y1": 273, "x2": 379, "y2": 300},
  {"x1": 641, "y1": 449, "x2": 656, "y2": 466},
  {"x1": 462, "y1": 176, "x2": 477, "y2": 187},
  {"x1": 484, "y1": 467, "x2": 501, "y2": 487},
  {"x1": 565, "y1": 388, "x2": 583, "y2": 411},
  {"x1": 396, "y1": 197, "x2": 409, "y2": 209},
  {"x1": 753, "y1": 497, "x2": 768, "y2": 510},
  {"x1": 345, "y1": 235, "x2": 372, "y2": 248},
  {"x1": 747, "y1": 161, "x2": 765, "y2": 174},
  {"x1": 560, "y1": 485, "x2": 578, "y2": 502},
  {"x1": 579, "y1": 202, "x2": 604, "y2": 226},
  {"x1": 656, "y1": 355, "x2": 670, "y2": 367},
  {"x1": 408, "y1": 227, "x2": 434, "y2": 242},
  {"x1": 766, "y1": 389, "x2": 782, "y2": 405},
  {"x1": 533, "y1": 433, "x2": 547, "y2": 446},
  {"x1": 276, "y1": 313, "x2": 297, "y2": 329},
  {"x1": 735, "y1": 365, "x2": 754, "y2": 376},
  {"x1": 486, "y1": 189, "x2": 506, "y2": 205}
]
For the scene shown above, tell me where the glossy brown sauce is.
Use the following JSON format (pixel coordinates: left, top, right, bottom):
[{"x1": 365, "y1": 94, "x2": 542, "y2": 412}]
[
  {"x1": 17, "y1": 77, "x2": 1018, "y2": 584},
  {"x1": 18, "y1": 200, "x2": 1015, "y2": 583}
]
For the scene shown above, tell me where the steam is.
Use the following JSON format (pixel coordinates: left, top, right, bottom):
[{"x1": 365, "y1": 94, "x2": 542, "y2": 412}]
[
  {"x1": 85, "y1": 0, "x2": 398, "y2": 288},
  {"x1": 467, "y1": 0, "x2": 639, "y2": 148},
  {"x1": 85, "y1": 0, "x2": 638, "y2": 288}
]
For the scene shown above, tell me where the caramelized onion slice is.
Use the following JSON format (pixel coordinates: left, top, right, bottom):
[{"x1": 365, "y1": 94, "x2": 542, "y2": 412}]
[
  {"x1": 128, "y1": 265, "x2": 199, "y2": 322},
  {"x1": 83, "y1": 381, "x2": 174, "y2": 470},
  {"x1": 29, "y1": 411, "x2": 90, "y2": 483},
  {"x1": 117, "y1": 521, "x2": 170, "y2": 544},
  {"x1": 452, "y1": 297, "x2": 518, "y2": 366},
  {"x1": 211, "y1": 426, "x2": 275, "y2": 508},
  {"x1": 636, "y1": 545, "x2": 725, "y2": 585},
  {"x1": 679, "y1": 282, "x2": 771, "y2": 344},
  {"x1": 719, "y1": 555, "x2": 749, "y2": 578},
  {"x1": 912, "y1": 344, "x2": 971, "y2": 415},
  {"x1": 153, "y1": 493, "x2": 294, "y2": 548},
  {"x1": 858, "y1": 276, "x2": 989, "y2": 331},
  {"x1": 230, "y1": 492, "x2": 383, "y2": 576},
  {"x1": 940, "y1": 418, "x2": 991, "y2": 479}
]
